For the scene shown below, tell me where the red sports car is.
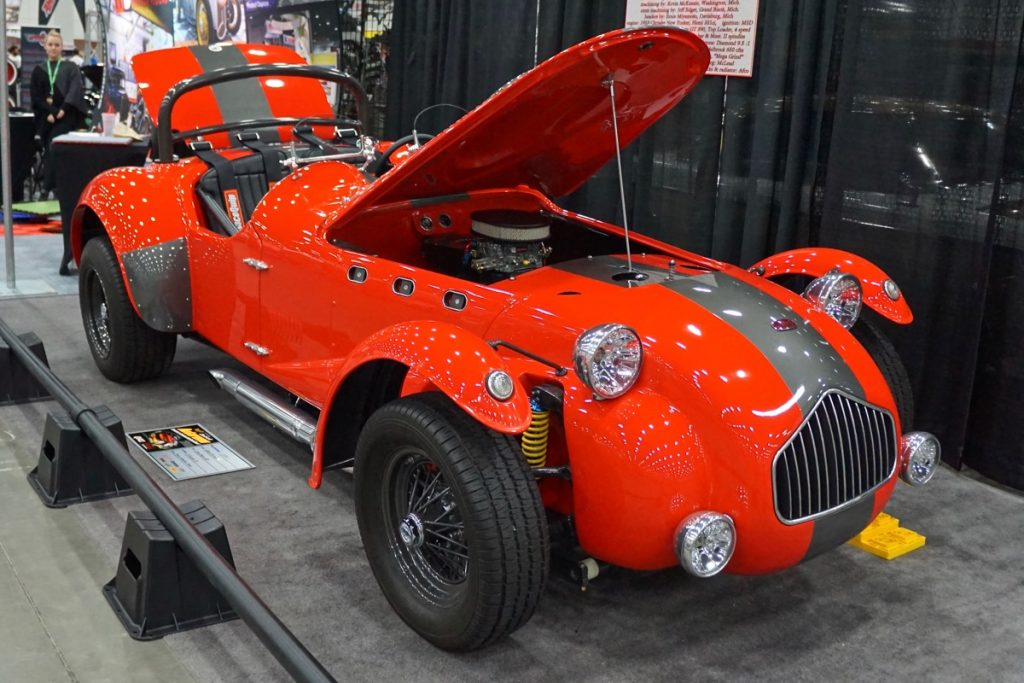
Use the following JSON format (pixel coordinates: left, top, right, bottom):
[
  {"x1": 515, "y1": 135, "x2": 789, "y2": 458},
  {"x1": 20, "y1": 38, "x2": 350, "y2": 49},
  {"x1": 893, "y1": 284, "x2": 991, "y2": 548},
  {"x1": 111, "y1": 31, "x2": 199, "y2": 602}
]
[{"x1": 71, "y1": 29, "x2": 939, "y2": 650}]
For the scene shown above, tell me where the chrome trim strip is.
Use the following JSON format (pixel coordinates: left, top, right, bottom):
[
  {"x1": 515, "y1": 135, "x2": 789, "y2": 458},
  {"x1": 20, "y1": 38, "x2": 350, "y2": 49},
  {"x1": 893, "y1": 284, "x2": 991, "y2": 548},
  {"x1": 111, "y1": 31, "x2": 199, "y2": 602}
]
[{"x1": 772, "y1": 389, "x2": 898, "y2": 526}]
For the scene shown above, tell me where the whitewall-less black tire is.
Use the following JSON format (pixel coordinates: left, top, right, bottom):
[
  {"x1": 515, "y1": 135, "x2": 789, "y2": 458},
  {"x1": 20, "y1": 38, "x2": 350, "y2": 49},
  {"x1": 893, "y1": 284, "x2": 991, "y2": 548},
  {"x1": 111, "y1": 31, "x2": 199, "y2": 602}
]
[
  {"x1": 78, "y1": 237, "x2": 176, "y2": 383},
  {"x1": 354, "y1": 392, "x2": 549, "y2": 651}
]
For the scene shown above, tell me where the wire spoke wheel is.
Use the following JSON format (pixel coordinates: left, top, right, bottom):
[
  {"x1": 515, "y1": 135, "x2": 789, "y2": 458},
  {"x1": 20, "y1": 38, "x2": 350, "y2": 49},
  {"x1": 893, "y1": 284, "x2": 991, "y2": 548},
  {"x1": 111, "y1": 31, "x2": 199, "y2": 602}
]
[
  {"x1": 355, "y1": 393, "x2": 549, "y2": 651},
  {"x1": 77, "y1": 238, "x2": 176, "y2": 383},
  {"x1": 386, "y1": 451, "x2": 468, "y2": 603},
  {"x1": 84, "y1": 270, "x2": 112, "y2": 359}
]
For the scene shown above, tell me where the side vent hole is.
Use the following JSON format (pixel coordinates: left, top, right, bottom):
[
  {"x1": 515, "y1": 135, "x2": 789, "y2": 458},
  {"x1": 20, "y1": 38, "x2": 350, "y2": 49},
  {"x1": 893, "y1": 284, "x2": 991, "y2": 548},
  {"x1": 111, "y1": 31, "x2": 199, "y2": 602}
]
[{"x1": 123, "y1": 549, "x2": 142, "y2": 580}]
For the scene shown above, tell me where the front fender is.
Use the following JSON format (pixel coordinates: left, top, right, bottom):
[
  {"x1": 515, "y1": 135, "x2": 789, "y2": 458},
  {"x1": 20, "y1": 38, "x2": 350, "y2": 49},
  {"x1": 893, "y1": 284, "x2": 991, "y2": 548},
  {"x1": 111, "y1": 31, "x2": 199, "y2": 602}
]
[
  {"x1": 750, "y1": 248, "x2": 912, "y2": 324},
  {"x1": 564, "y1": 386, "x2": 716, "y2": 569},
  {"x1": 309, "y1": 321, "x2": 533, "y2": 488}
]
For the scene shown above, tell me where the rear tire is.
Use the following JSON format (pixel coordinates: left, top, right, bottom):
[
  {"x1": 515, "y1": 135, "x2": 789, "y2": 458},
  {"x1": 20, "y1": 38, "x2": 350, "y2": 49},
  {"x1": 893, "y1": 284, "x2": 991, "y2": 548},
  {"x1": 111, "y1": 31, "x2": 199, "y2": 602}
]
[
  {"x1": 354, "y1": 393, "x2": 549, "y2": 651},
  {"x1": 852, "y1": 318, "x2": 913, "y2": 429},
  {"x1": 79, "y1": 237, "x2": 176, "y2": 383}
]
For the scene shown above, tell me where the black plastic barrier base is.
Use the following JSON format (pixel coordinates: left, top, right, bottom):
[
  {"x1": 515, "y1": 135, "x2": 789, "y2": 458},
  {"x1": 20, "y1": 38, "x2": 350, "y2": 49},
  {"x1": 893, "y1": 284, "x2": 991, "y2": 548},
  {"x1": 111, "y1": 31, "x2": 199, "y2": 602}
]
[
  {"x1": 0, "y1": 332, "x2": 50, "y2": 405},
  {"x1": 103, "y1": 500, "x2": 239, "y2": 640},
  {"x1": 28, "y1": 406, "x2": 134, "y2": 508}
]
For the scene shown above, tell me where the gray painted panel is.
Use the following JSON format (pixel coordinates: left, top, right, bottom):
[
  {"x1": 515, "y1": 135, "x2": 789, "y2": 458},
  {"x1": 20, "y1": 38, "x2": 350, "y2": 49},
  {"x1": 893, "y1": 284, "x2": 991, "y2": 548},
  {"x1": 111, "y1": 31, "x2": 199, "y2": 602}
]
[
  {"x1": 804, "y1": 493, "x2": 875, "y2": 560},
  {"x1": 121, "y1": 238, "x2": 193, "y2": 332},
  {"x1": 188, "y1": 44, "x2": 280, "y2": 143},
  {"x1": 554, "y1": 255, "x2": 864, "y2": 411},
  {"x1": 661, "y1": 272, "x2": 864, "y2": 408}
]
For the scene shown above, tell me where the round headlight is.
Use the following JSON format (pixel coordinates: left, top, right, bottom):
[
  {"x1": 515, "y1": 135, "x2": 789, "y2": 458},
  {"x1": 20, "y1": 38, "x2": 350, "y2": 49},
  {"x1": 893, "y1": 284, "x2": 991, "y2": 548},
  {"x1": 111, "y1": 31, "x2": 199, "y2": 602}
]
[
  {"x1": 674, "y1": 511, "x2": 736, "y2": 578},
  {"x1": 485, "y1": 370, "x2": 515, "y2": 401},
  {"x1": 803, "y1": 270, "x2": 863, "y2": 329},
  {"x1": 573, "y1": 323, "x2": 643, "y2": 399},
  {"x1": 900, "y1": 431, "x2": 941, "y2": 486}
]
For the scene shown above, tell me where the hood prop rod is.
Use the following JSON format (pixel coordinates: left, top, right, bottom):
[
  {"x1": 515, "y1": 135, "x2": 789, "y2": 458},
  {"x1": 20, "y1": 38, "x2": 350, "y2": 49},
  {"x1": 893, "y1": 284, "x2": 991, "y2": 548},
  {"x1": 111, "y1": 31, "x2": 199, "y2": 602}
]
[{"x1": 604, "y1": 75, "x2": 637, "y2": 277}]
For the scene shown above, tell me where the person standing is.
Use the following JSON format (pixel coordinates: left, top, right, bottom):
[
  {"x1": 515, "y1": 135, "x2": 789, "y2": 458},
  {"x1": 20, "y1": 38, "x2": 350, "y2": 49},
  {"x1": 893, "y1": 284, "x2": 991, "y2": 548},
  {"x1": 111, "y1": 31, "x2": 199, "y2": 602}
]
[{"x1": 30, "y1": 30, "x2": 87, "y2": 193}]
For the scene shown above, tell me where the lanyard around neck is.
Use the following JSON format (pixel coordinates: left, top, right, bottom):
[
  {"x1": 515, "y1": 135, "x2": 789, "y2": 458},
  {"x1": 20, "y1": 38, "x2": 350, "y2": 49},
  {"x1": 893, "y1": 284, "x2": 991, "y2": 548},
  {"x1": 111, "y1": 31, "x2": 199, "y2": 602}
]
[{"x1": 46, "y1": 60, "x2": 60, "y2": 95}]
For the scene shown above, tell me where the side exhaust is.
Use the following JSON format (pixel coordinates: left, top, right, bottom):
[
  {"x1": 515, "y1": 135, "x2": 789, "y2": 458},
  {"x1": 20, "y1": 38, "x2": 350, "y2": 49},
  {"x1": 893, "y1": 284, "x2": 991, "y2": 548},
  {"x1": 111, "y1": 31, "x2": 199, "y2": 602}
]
[{"x1": 208, "y1": 369, "x2": 316, "y2": 450}]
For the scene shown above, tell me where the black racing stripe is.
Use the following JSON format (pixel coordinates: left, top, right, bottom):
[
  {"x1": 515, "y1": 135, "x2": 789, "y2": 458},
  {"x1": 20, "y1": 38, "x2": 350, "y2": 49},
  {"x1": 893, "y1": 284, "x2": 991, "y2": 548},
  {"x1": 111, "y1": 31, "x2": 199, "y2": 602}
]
[
  {"x1": 189, "y1": 44, "x2": 280, "y2": 143},
  {"x1": 661, "y1": 272, "x2": 864, "y2": 412},
  {"x1": 803, "y1": 493, "x2": 875, "y2": 560}
]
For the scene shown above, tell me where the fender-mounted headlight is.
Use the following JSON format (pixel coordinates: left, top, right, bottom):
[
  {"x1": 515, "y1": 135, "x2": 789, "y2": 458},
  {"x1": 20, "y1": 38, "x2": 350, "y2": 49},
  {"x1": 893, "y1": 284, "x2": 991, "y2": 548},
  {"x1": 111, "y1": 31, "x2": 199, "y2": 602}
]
[
  {"x1": 803, "y1": 269, "x2": 863, "y2": 329},
  {"x1": 900, "y1": 431, "x2": 941, "y2": 486},
  {"x1": 573, "y1": 323, "x2": 643, "y2": 399}
]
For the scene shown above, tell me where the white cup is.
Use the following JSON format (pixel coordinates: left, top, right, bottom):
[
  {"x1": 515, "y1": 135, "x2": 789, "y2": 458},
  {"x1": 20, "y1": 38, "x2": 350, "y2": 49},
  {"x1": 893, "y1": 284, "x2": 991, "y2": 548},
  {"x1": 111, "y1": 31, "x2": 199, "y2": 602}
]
[{"x1": 101, "y1": 112, "x2": 117, "y2": 136}]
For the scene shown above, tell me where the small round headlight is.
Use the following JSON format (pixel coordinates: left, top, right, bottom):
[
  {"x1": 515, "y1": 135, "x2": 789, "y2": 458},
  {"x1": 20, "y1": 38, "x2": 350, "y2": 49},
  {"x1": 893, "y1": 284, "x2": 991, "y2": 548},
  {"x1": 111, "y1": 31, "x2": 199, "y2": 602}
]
[
  {"x1": 900, "y1": 431, "x2": 941, "y2": 486},
  {"x1": 675, "y1": 511, "x2": 736, "y2": 578},
  {"x1": 573, "y1": 323, "x2": 643, "y2": 399},
  {"x1": 803, "y1": 270, "x2": 863, "y2": 329},
  {"x1": 485, "y1": 370, "x2": 515, "y2": 401}
]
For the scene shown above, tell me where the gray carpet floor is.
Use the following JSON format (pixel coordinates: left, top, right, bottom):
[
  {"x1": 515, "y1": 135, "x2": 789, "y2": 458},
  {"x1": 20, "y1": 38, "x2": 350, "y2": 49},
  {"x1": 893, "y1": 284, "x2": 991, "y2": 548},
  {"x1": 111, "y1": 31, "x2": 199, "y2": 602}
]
[{"x1": 1, "y1": 294, "x2": 1022, "y2": 682}]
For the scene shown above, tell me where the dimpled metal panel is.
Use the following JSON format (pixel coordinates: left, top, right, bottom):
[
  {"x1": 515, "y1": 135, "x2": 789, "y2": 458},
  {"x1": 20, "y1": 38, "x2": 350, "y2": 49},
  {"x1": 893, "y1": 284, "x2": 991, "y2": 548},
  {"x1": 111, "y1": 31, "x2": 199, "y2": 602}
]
[{"x1": 121, "y1": 237, "x2": 193, "y2": 332}]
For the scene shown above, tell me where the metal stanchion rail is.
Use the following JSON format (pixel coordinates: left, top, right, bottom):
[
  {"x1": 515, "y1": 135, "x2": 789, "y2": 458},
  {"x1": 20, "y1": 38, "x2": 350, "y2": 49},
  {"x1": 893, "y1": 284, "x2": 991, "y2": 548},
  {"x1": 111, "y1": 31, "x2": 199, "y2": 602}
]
[{"x1": 0, "y1": 316, "x2": 336, "y2": 683}]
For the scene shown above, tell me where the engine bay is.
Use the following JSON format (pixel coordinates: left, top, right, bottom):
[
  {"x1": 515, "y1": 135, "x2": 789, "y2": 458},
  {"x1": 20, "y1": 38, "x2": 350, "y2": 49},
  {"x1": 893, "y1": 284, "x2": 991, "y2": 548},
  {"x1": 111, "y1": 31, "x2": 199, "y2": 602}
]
[{"x1": 422, "y1": 210, "x2": 554, "y2": 283}]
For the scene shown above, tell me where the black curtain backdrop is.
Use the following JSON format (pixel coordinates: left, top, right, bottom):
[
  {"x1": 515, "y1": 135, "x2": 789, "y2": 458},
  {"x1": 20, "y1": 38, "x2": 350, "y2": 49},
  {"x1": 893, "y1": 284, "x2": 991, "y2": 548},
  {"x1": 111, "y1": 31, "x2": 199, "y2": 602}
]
[{"x1": 386, "y1": 1, "x2": 1024, "y2": 490}]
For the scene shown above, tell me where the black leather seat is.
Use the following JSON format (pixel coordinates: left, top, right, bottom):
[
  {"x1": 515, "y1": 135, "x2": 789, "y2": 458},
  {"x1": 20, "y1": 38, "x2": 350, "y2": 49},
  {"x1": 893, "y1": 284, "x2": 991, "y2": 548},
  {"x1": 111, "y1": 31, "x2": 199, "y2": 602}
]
[{"x1": 196, "y1": 150, "x2": 286, "y2": 236}]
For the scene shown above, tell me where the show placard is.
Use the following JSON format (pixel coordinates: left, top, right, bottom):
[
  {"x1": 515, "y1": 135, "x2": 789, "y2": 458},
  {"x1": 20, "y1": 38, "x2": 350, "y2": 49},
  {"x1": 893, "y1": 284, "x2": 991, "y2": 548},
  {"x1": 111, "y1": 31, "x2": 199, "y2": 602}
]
[
  {"x1": 624, "y1": 0, "x2": 760, "y2": 77},
  {"x1": 128, "y1": 424, "x2": 255, "y2": 482}
]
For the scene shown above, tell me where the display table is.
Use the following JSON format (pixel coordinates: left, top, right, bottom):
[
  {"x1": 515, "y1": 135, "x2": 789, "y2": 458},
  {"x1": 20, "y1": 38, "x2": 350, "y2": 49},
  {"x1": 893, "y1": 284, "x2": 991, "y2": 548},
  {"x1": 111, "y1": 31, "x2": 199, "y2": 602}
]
[
  {"x1": 52, "y1": 134, "x2": 150, "y2": 274},
  {"x1": 7, "y1": 113, "x2": 36, "y2": 203}
]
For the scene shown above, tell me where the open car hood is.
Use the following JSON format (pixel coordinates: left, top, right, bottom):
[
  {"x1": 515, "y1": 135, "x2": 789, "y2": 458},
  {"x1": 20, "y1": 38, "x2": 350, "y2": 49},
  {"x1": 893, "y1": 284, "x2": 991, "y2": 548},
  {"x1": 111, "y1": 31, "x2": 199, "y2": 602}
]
[
  {"x1": 349, "y1": 27, "x2": 709, "y2": 212},
  {"x1": 132, "y1": 43, "x2": 334, "y2": 147}
]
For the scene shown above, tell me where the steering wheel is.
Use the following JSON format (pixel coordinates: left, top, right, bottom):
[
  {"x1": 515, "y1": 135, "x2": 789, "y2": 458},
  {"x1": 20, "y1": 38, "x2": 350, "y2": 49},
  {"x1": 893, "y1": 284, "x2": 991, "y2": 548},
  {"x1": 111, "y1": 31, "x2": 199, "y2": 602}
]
[{"x1": 368, "y1": 133, "x2": 435, "y2": 177}]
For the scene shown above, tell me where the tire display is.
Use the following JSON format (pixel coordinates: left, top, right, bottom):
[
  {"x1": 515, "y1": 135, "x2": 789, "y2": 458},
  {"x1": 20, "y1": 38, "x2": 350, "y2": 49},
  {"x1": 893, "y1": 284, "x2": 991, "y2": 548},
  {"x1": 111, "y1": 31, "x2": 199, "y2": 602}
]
[
  {"x1": 78, "y1": 238, "x2": 177, "y2": 383},
  {"x1": 354, "y1": 393, "x2": 549, "y2": 651},
  {"x1": 196, "y1": 0, "x2": 213, "y2": 46}
]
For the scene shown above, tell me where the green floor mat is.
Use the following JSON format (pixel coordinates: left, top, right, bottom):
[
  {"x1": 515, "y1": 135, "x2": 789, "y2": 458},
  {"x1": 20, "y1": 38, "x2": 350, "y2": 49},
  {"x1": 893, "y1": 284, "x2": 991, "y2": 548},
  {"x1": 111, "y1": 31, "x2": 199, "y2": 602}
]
[{"x1": 11, "y1": 200, "x2": 61, "y2": 216}]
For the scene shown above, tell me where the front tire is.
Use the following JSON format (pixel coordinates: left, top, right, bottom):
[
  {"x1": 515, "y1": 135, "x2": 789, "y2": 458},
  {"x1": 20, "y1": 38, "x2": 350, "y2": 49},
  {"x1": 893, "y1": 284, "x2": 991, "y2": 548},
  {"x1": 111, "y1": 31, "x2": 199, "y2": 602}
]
[
  {"x1": 354, "y1": 393, "x2": 549, "y2": 651},
  {"x1": 78, "y1": 238, "x2": 176, "y2": 383},
  {"x1": 852, "y1": 318, "x2": 914, "y2": 429}
]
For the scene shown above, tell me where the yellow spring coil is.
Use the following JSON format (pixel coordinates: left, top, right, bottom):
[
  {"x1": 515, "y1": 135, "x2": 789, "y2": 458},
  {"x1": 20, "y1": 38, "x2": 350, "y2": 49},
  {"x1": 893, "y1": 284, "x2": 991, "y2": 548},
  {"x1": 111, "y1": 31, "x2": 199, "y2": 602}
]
[{"x1": 521, "y1": 410, "x2": 550, "y2": 468}]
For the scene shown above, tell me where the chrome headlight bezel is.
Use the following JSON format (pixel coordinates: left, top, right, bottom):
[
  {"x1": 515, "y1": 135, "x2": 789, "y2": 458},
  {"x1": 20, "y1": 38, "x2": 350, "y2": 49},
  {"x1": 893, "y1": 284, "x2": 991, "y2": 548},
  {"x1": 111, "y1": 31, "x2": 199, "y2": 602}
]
[
  {"x1": 572, "y1": 323, "x2": 643, "y2": 399},
  {"x1": 900, "y1": 431, "x2": 941, "y2": 486},
  {"x1": 674, "y1": 511, "x2": 737, "y2": 578},
  {"x1": 803, "y1": 269, "x2": 863, "y2": 329}
]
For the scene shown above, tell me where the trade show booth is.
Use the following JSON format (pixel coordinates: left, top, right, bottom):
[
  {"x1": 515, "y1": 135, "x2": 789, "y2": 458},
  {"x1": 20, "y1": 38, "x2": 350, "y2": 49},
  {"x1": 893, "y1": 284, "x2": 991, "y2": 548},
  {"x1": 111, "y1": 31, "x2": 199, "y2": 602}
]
[{"x1": 0, "y1": 2, "x2": 1022, "y2": 682}]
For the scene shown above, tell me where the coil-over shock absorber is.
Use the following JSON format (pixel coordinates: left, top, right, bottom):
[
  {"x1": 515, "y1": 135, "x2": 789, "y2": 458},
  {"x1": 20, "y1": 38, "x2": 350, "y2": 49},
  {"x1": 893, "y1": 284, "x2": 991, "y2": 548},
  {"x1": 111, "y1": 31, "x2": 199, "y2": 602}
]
[{"x1": 521, "y1": 394, "x2": 550, "y2": 468}]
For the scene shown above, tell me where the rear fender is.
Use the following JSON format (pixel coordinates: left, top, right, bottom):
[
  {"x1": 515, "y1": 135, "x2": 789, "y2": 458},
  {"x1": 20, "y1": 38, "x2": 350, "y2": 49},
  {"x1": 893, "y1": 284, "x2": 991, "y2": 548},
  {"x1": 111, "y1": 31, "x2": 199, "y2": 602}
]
[
  {"x1": 309, "y1": 321, "x2": 533, "y2": 488},
  {"x1": 72, "y1": 166, "x2": 196, "y2": 333},
  {"x1": 750, "y1": 248, "x2": 912, "y2": 324}
]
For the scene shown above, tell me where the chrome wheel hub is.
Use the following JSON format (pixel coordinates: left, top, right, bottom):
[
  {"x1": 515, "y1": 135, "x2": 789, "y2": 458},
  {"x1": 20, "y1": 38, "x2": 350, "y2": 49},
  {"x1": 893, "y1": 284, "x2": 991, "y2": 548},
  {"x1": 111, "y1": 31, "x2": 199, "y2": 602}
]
[{"x1": 399, "y1": 513, "x2": 425, "y2": 549}]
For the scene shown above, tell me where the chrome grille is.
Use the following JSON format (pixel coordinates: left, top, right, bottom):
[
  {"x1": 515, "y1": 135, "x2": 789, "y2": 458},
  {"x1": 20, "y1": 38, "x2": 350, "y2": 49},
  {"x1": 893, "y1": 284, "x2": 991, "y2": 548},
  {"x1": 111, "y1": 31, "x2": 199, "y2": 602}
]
[{"x1": 773, "y1": 391, "x2": 897, "y2": 524}]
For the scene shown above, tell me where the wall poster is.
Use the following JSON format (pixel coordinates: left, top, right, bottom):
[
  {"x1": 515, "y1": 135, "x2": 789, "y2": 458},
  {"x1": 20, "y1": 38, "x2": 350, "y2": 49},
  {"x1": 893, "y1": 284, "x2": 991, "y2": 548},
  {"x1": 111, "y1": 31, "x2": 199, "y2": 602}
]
[{"x1": 624, "y1": 0, "x2": 760, "y2": 77}]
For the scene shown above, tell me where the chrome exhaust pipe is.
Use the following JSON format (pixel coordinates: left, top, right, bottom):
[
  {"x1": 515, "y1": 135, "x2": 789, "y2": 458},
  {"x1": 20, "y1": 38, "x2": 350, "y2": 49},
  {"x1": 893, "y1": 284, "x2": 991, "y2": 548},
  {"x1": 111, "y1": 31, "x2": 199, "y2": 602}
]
[{"x1": 208, "y1": 369, "x2": 316, "y2": 450}]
